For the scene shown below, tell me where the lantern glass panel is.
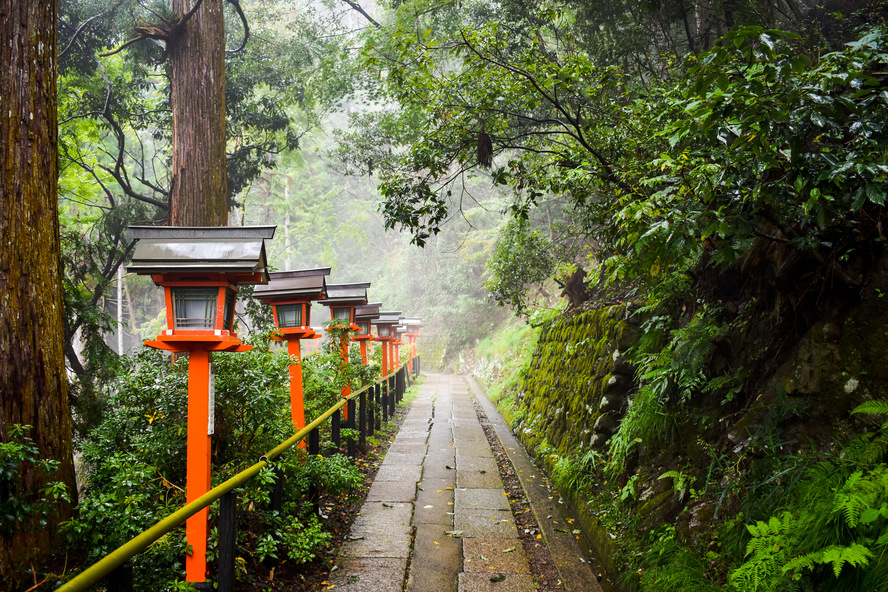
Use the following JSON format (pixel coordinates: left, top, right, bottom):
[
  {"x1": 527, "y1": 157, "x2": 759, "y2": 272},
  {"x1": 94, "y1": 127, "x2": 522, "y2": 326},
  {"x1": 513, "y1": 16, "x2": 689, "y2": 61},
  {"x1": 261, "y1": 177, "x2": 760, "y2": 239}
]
[
  {"x1": 332, "y1": 307, "x2": 351, "y2": 322},
  {"x1": 357, "y1": 321, "x2": 369, "y2": 334},
  {"x1": 173, "y1": 288, "x2": 217, "y2": 329},
  {"x1": 276, "y1": 304, "x2": 302, "y2": 328},
  {"x1": 378, "y1": 325, "x2": 390, "y2": 337},
  {"x1": 223, "y1": 290, "x2": 235, "y2": 331}
]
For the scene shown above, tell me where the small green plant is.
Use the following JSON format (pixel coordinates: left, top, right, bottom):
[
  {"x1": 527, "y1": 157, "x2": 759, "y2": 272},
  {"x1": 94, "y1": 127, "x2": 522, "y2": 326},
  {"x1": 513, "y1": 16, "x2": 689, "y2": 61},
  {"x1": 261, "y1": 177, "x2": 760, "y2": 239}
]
[
  {"x1": 0, "y1": 424, "x2": 70, "y2": 537},
  {"x1": 658, "y1": 470, "x2": 693, "y2": 501},
  {"x1": 340, "y1": 427, "x2": 360, "y2": 442},
  {"x1": 553, "y1": 448, "x2": 602, "y2": 492}
]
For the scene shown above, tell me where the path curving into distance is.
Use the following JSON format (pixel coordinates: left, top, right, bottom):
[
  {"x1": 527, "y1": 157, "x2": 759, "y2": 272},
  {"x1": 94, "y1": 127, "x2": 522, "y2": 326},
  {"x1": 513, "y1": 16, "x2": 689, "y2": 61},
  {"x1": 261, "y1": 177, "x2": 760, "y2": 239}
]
[{"x1": 328, "y1": 373, "x2": 602, "y2": 592}]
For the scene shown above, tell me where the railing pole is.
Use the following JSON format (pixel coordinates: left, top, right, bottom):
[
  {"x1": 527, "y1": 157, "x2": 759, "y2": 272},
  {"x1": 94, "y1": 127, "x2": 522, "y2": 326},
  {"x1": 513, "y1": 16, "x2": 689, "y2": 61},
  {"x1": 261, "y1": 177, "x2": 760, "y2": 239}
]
[
  {"x1": 359, "y1": 391, "x2": 367, "y2": 447},
  {"x1": 368, "y1": 385, "x2": 375, "y2": 437},
  {"x1": 308, "y1": 427, "x2": 320, "y2": 504},
  {"x1": 270, "y1": 467, "x2": 284, "y2": 514},
  {"x1": 332, "y1": 408, "x2": 341, "y2": 450},
  {"x1": 106, "y1": 562, "x2": 132, "y2": 592},
  {"x1": 347, "y1": 399, "x2": 356, "y2": 458},
  {"x1": 382, "y1": 382, "x2": 389, "y2": 423},
  {"x1": 218, "y1": 491, "x2": 236, "y2": 592}
]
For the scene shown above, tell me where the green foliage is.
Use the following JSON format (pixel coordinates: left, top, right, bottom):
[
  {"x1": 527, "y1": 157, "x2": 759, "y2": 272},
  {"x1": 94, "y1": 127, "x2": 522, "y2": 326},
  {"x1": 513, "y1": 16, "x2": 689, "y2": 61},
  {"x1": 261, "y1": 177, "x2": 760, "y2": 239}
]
[
  {"x1": 852, "y1": 400, "x2": 888, "y2": 419},
  {"x1": 65, "y1": 346, "x2": 364, "y2": 588},
  {"x1": 0, "y1": 425, "x2": 70, "y2": 537},
  {"x1": 607, "y1": 302, "x2": 740, "y2": 474},
  {"x1": 485, "y1": 218, "x2": 555, "y2": 316},
  {"x1": 552, "y1": 448, "x2": 603, "y2": 492},
  {"x1": 637, "y1": 530, "x2": 723, "y2": 592},
  {"x1": 728, "y1": 457, "x2": 888, "y2": 591}
]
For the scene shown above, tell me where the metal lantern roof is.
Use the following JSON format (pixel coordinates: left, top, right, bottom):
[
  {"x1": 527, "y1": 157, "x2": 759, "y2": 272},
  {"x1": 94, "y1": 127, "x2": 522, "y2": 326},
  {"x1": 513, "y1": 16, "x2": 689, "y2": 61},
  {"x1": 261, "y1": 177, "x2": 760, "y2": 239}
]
[
  {"x1": 373, "y1": 311, "x2": 402, "y2": 326},
  {"x1": 355, "y1": 302, "x2": 382, "y2": 322},
  {"x1": 127, "y1": 225, "x2": 275, "y2": 283},
  {"x1": 321, "y1": 282, "x2": 370, "y2": 306},
  {"x1": 402, "y1": 317, "x2": 423, "y2": 329},
  {"x1": 253, "y1": 268, "x2": 330, "y2": 301}
]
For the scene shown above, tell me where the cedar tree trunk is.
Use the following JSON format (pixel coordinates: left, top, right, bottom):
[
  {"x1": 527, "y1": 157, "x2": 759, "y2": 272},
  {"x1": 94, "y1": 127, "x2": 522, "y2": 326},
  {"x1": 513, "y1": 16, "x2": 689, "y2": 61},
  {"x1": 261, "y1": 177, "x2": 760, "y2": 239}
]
[
  {"x1": 168, "y1": 0, "x2": 229, "y2": 226},
  {"x1": 0, "y1": 0, "x2": 77, "y2": 586}
]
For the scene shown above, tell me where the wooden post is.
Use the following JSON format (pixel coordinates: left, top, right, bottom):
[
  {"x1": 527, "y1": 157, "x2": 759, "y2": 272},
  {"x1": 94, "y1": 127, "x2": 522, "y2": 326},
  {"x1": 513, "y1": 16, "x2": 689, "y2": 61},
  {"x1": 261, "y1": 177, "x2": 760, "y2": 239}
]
[
  {"x1": 270, "y1": 467, "x2": 284, "y2": 513},
  {"x1": 359, "y1": 391, "x2": 367, "y2": 446},
  {"x1": 347, "y1": 399, "x2": 356, "y2": 458},
  {"x1": 218, "y1": 491, "x2": 236, "y2": 592},
  {"x1": 286, "y1": 338, "x2": 305, "y2": 434},
  {"x1": 186, "y1": 350, "x2": 212, "y2": 583},
  {"x1": 107, "y1": 562, "x2": 133, "y2": 592},
  {"x1": 332, "y1": 408, "x2": 341, "y2": 450},
  {"x1": 340, "y1": 334, "x2": 350, "y2": 420},
  {"x1": 308, "y1": 427, "x2": 319, "y2": 504}
]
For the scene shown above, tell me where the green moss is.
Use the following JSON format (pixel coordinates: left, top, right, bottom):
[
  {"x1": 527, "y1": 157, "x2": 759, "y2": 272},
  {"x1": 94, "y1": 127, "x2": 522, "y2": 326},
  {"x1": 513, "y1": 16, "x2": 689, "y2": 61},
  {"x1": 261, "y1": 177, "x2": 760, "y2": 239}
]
[{"x1": 501, "y1": 305, "x2": 635, "y2": 463}]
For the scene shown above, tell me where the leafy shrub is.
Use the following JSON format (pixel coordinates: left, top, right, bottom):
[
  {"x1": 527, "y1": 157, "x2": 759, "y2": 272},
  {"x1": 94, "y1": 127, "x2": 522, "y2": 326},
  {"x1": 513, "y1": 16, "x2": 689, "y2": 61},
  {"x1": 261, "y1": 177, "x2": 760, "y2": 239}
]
[
  {"x1": 65, "y1": 345, "x2": 363, "y2": 588},
  {"x1": 0, "y1": 424, "x2": 70, "y2": 585}
]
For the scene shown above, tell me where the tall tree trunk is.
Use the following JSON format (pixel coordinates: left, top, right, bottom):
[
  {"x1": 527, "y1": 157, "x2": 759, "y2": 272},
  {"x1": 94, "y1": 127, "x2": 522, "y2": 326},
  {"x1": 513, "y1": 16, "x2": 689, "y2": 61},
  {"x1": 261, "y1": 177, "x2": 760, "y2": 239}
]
[
  {"x1": 168, "y1": 0, "x2": 229, "y2": 226},
  {"x1": 0, "y1": 1, "x2": 76, "y2": 587}
]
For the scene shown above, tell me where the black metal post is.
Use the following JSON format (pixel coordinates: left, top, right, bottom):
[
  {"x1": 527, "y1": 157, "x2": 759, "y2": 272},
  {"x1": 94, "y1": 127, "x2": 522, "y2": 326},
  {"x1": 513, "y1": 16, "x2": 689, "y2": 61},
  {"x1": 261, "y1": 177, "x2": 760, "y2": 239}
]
[
  {"x1": 359, "y1": 391, "x2": 367, "y2": 447},
  {"x1": 218, "y1": 490, "x2": 237, "y2": 592},
  {"x1": 106, "y1": 562, "x2": 133, "y2": 592},
  {"x1": 390, "y1": 375, "x2": 397, "y2": 413},
  {"x1": 368, "y1": 385, "x2": 376, "y2": 436},
  {"x1": 382, "y1": 382, "x2": 389, "y2": 423},
  {"x1": 332, "y1": 408, "x2": 341, "y2": 450},
  {"x1": 347, "y1": 399, "x2": 356, "y2": 458},
  {"x1": 270, "y1": 467, "x2": 284, "y2": 513},
  {"x1": 308, "y1": 427, "x2": 320, "y2": 503}
]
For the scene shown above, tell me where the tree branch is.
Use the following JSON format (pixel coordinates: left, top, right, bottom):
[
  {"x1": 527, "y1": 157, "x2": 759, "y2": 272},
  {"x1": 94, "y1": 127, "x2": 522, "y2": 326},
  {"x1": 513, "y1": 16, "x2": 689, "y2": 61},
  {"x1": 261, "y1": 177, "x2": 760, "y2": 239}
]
[
  {"x1": 225, "y1": 0, "x2": 250, "y2": 54},
  {"x1": 99, "y1": 0, "x2": 205, "y2": 57},
  {"x1": 338, "y1": 0, "x2": 381, "y2": 28},
  {"x1": 59, "y1": 14, "x2": 105, "y2": 61}
]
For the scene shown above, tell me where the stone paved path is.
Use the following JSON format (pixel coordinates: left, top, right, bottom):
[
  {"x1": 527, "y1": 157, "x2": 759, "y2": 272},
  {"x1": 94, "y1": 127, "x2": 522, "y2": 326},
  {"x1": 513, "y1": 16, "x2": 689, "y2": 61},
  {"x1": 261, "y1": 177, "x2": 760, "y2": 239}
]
[{"x1": 327, "y1": 373, "x2": 599, "y2": 592}]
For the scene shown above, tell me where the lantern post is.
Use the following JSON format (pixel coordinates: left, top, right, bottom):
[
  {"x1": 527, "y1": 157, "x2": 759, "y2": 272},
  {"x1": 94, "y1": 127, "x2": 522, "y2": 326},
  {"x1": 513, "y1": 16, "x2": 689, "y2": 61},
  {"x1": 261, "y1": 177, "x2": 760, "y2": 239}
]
[
  {"x1": 254, "y1": 268, "x2": 330, "y2": 432},
  {"x1": 127, "y1": 225, "x2": 275, "y2": 584}
]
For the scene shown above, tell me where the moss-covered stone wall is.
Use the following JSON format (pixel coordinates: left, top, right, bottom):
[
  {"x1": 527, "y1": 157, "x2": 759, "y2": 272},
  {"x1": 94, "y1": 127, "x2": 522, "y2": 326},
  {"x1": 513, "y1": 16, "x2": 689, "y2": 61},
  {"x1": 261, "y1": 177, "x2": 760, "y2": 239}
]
[{"x1": 512, "y1": 306, "x2": 638, "y2": 462}]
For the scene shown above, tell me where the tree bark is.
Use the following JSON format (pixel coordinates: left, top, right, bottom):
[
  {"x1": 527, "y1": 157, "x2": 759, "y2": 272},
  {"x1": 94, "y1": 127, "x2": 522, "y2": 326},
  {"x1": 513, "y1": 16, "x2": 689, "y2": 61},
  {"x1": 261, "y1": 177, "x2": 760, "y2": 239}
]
[
  {"x1": 0, "y1": 0, "x2": 77, "y2": 587},
  {"x1": 168, "y1": 0, "x2": 229, "y2": 226}
]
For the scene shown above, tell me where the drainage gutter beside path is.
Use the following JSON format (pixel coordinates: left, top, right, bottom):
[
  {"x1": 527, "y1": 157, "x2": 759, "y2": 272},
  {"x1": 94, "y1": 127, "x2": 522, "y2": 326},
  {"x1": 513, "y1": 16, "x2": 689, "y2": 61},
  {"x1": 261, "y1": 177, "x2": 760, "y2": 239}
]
[{"x1": 468, "y1": 377, "x2": 609, "y2": 592}]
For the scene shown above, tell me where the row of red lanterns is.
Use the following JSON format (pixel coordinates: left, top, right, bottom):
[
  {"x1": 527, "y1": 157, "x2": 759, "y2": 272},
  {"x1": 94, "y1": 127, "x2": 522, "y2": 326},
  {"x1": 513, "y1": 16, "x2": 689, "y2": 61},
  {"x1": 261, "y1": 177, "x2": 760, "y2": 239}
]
[{"x1": 127, "y1": 225, "x2": 422, "y2": 583}]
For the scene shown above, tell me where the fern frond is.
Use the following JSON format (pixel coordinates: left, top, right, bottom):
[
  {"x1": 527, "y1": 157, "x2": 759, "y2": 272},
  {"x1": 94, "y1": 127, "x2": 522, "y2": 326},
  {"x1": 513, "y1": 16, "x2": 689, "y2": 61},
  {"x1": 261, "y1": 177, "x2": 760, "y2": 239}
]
[
  {"x1": 783, "y1": 544, "x2": 874, "y2": 579},
  {"x1": 852, "y1": 400, "x2": 888, "y2": 417}
]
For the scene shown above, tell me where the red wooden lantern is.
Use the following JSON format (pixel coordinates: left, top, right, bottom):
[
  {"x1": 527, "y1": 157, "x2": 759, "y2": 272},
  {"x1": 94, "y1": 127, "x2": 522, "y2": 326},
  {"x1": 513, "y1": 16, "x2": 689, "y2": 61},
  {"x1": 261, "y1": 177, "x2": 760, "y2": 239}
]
[
  {"x1": 254, "y1": 268, "x2": 330, "y2": 433},
  {"x1": 402, "y1": 317, "x2": 423, "y2": 371},
  {"x1": 127, "y1": 225, "x2": 275, "y2": 584},
  {"x1": 320, "y1": 283, "x2": 370, "y2": 415},
  {"x1": 372, "y1": 311, "x2": 401, "y2": 379},
  {"x1": 354, "y1": 302, "x2": 381, "y2": 364}
]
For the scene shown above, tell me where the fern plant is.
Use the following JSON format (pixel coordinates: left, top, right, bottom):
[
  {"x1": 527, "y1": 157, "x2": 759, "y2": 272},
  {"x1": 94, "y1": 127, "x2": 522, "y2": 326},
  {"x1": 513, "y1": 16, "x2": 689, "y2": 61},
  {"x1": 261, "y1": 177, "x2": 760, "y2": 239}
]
[{"x1": 728, "y1": 463, "x2": 888, "y2": 591}]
